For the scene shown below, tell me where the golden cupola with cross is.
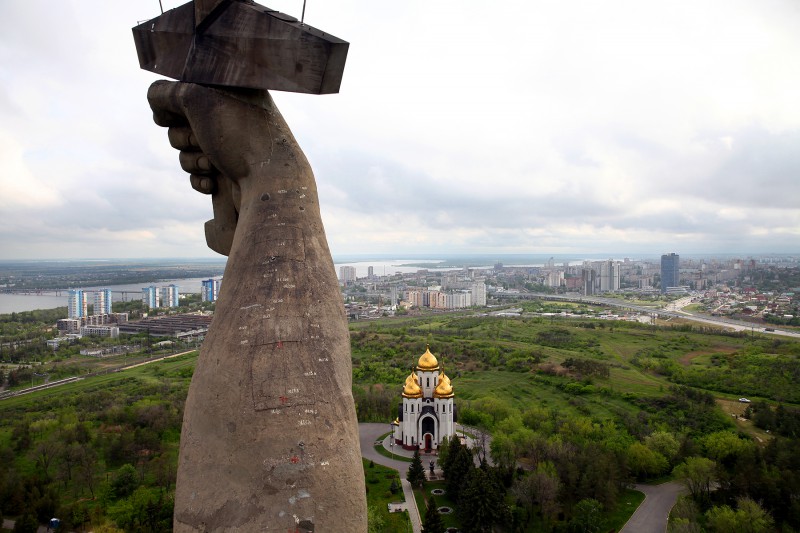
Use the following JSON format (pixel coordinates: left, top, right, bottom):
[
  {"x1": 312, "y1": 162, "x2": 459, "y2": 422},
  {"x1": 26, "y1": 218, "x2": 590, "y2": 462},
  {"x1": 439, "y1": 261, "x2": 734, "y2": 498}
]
[
  {"x1": 401, "y1": 371, "x2": 423, "y2": 399},
  {"x1": 392, "y1": 345, "x2": 457, "y2": 452}
]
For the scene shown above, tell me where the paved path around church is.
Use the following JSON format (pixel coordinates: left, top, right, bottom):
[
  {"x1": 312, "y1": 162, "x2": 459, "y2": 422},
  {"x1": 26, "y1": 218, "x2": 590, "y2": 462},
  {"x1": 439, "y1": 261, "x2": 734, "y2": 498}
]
[
  {"x1": 359, "y1": 423, "x2": 423, "y2": 533},
  {"x1": 620, "y1": 481, "x2": 686, "y2": 533}
]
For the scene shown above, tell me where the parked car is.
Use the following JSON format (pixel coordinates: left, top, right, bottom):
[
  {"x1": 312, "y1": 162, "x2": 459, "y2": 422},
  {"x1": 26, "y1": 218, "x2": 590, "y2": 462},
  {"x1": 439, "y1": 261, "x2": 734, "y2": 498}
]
[{"x1": 739, "y1": 398, "x2": 751, "y2": 403}]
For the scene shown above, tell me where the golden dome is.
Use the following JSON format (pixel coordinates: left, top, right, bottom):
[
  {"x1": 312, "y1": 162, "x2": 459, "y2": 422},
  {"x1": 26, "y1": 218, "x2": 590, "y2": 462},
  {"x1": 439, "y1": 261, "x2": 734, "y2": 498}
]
[
  {"x1": 434, "y1": 371, "x2": 454, "y2": 398},
  {"x1": 402, "y1": 371, "x2": 423, "y2": 398},
  {"x1": 416, "y1": 346, "x2": 439, "y2": 371}
]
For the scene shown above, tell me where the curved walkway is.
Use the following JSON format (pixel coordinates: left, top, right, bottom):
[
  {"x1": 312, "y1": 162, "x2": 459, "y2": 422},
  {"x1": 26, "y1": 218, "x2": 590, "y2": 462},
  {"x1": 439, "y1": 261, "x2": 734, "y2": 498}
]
[
  {"x1": 359, "y1": 423, "x2": 422, "y2": 533},
  {"x1": 620, "y1": 481, "x2": 686, "y2": 533},
  {"x1": 358, "y1": 423, "x2": 487, "y2": 533}
]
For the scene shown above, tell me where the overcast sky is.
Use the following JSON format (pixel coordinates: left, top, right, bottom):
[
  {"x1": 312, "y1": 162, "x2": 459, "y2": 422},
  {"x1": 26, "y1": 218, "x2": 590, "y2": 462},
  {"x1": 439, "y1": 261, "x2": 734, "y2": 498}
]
[{"x1": 1, "y1": 0, "x2": 798, "y2": 260}]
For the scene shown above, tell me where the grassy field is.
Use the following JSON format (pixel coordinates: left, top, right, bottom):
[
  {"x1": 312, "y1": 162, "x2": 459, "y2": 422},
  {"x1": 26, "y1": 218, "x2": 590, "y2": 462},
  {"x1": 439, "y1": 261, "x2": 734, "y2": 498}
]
[
  {"x1": 363, "y1": 459, "x2": 411, "y2": 533},
  {"x1": 350, "y1": 313, "x2": 800, "y2": 410}
]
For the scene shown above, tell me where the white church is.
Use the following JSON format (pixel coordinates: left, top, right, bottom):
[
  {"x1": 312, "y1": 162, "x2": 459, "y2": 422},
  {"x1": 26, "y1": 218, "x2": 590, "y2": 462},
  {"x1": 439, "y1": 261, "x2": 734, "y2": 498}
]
[{"x1": 392, "y1": 346, "x2": 457, "y2": 451}]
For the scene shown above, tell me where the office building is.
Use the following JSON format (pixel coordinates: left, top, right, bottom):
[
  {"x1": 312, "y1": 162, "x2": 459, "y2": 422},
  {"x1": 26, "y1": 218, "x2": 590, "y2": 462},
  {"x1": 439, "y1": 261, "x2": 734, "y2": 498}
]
[{"x1": 661, "y1": 253, "x2": 680, "y2": 293}]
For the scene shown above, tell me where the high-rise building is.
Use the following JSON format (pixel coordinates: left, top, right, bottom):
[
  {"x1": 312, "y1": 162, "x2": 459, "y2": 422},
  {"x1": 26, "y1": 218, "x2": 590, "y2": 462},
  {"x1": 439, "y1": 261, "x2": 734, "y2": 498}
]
[
  {"x1": 582, "y1": 269, "x2": 596, "y2": 296},
  {"x1": 471, "y1": 281, "x2": 487, "y2": 306},
  {"x1": 142, "y1": 286, "x2": 160, "y2": 309},
  {"x1": 67, "y1": 289, "x2": 87, "y2": 318},
  {"x1": 160, "y1": 284, "x2": 180, "y2": 308},
  {"x1": 339, "y1": 265, "x2": 356, "y2": 284},
  {"x1": 202, "y1": 278, "x2": 221, "y2": 302},
  {"x1": 93, "y1": 289, "x2": 112, "y2": 315},
  {"x1": 367, "y1": 266, "x2": 374, "y2": 279},
  {"x1": 598, "y1": 260, "x2": 620, "y2": 292},
  {"x1": 661, "y1": 253, "x2": 680, "y2": 293}
]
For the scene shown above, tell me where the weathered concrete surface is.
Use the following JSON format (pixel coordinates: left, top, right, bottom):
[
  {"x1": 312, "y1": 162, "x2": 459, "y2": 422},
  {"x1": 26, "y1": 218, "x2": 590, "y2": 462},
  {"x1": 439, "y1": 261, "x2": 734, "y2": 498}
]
[{"x1": 148, "y1": 81, "x2": 367, "y2": 532}]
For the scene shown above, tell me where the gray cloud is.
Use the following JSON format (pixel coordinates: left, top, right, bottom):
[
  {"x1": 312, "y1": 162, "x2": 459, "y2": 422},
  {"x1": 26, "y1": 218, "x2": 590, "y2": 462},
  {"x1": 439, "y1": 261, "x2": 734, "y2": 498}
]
[{"x1": 1, "y1": 0, "x2": 799, "y2": 259}]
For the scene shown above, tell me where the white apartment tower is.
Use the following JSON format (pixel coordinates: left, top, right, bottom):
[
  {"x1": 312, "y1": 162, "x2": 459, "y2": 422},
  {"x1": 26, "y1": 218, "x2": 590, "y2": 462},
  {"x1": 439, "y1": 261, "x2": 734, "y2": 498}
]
[
  {"x1": 93, "y1": 289, "x2": 112, "y2": 315},
  {"x1": 598, "y1": 260, "x2": 620, "y2": 292},
  {"x1": 142, "y1": 286, "x2": 160, "y2": 309},
  {"x1": 471, "y1": 281, "x2": 487, "y2": 306},
  {"x1": 160, "y1": 284, "x2": 180, "y2": 308},
  {"x1": 339, "y1": 265, "x2": 357, "y2": 284},
  {"x1": 67, "y1": 289, "x2": 88, "y2": 319}
]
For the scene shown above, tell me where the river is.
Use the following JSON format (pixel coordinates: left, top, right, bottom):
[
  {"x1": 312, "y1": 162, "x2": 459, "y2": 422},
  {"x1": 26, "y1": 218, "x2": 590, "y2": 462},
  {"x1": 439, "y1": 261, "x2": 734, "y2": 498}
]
[
  {"x1": 1, "y1": 259, "x2": 483, "y2": 314},
  {"x1": 0, "y1": 277, "x2": 210, "y2": 314}
]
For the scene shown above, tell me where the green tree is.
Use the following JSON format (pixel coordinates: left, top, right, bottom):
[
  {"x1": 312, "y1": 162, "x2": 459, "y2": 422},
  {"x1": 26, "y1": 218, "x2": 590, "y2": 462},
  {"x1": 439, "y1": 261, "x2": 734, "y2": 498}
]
[
  {"x1": 705, "y1": 497, "x2": 774, "y2": 533},
  {"x1": 407, "y1": 448, "x2": 426, "y2": 488},
  {"x1": 422, "y1": 494, "x2": 446, "y2": 533},
  {"x1": 459, "y1": 467, "x2": 506, "y2": 533},
  {"x1": 111, "y1": 463, "x2": 139, "y2": 499},
  {"x1": 444, "y1": 438, "x2": 474, "y2": 501},
  {"x1": 569, "y1": 498, "x2": 603, "y2": 533},
  {"x1": 389, "y1": 475, "x2": 401, "y2": 495},
  {"x1": 702, "y1": 431, "x2": 753, "y2": 465},
  {"x1": 644, "y1": 430, "x2": 681, "y2": 464},
  {"x1": 627, "y1": 441, "x2": 669, "y2": 480},
  {"x1": 673, "y1": 457, "x2": 716, "y2": 503},
  {"x1": 437, "y1": 435, "x2": 450, "y2": 467}
]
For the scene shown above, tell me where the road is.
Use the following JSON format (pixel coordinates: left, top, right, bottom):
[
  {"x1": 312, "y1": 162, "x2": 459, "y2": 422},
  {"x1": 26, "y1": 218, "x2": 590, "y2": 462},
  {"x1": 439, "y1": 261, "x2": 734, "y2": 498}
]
[
  {"x1": 359, "y1": 423, "x2": 422, "y2": 533},
  {"x1": 0, "y1": 350, "x2": 197, "y2": 401},
  {"x1": 499, "y1": 292, "x2": 800, "y2": 339},
  {"x1": 620, "y1": 482, "x2": 686, "y2": 533}
]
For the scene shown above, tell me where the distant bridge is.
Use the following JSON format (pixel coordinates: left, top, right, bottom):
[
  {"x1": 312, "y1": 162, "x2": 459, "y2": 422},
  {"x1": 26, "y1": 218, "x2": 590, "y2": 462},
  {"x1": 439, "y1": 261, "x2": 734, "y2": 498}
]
[{"x1": 1, "y1": 289, "x2": 153, "y2": 301}]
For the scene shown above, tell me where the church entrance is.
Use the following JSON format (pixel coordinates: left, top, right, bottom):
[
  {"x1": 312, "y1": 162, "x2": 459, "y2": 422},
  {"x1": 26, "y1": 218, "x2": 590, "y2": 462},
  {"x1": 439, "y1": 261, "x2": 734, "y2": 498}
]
[{"x1": 421, "y1": 416, "x2": 435, "y2": 452}]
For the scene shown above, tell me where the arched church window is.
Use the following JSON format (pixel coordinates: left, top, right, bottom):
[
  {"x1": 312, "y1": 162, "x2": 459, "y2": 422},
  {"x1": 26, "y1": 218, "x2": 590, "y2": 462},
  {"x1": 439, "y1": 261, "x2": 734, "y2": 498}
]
[{"x1": 411, "y1": 404, "x2": 414, "y2": 413}]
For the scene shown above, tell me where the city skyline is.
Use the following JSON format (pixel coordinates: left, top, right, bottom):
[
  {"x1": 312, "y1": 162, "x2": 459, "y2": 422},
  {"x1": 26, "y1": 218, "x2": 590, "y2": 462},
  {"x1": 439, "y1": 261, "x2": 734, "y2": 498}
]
[{"x1": 1, "y1": 1, "x2": 799, "y2": 260}]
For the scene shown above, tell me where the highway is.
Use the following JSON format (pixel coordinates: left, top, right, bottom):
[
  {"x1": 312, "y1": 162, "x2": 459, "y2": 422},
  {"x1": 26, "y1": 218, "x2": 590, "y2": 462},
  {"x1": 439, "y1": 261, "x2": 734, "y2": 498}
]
[{"x1": 495, "y1": 292, "x2": 800, "y2": 339}]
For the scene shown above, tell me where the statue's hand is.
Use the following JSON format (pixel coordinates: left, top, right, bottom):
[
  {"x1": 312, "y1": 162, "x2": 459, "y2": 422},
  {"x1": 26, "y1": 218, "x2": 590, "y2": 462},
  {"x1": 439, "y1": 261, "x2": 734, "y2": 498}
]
[{"x1": 147, "y1": 80, "x2": 273, "y2": 255}]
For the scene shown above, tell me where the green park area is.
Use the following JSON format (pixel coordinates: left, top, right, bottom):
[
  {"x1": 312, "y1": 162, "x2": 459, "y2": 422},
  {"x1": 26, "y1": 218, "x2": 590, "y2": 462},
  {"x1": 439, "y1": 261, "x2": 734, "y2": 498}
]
[{"x1": 1, "y1": 310, "x2": 799, "y2": 531}]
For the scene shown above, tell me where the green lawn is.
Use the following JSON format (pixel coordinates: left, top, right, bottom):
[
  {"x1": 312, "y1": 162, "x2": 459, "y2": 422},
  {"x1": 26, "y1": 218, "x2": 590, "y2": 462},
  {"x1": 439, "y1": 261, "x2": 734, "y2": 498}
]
[
  {"x1": 363, "y1": 459, "x2": 411, "y2": 533},
  {"x1": 606, "y1": 488, "x2": 647, "y2": 531},
  {"x1": 373, "y1": 432, "x2": 412, "y2": 462},
  {"x1": 413, "y1": 480, "x2": 461, "y2": 530}
]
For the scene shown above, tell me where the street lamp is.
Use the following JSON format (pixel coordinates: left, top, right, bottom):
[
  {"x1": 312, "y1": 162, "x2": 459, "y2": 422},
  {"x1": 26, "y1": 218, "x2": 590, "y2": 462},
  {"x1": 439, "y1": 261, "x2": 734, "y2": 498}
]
[{"x1": 388, "y1": 423, "x2": 394, "y2": 460}]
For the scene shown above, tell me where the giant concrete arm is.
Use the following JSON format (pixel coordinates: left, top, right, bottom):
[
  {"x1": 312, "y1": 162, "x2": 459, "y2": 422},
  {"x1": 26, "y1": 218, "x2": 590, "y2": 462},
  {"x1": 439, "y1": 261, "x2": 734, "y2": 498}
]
[{"x1": 149, "y1": 80, "x2": 367, "y2": 532}]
